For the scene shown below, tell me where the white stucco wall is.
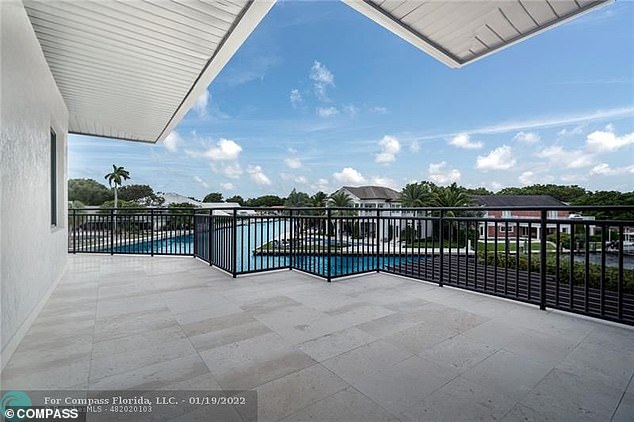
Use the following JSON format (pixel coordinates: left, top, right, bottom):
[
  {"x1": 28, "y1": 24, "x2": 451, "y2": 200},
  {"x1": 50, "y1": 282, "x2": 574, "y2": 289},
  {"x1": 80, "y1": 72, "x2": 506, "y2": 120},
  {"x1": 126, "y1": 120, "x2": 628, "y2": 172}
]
[{"x1": 1, "y1": 0, "x2": 69, "y2": 364}]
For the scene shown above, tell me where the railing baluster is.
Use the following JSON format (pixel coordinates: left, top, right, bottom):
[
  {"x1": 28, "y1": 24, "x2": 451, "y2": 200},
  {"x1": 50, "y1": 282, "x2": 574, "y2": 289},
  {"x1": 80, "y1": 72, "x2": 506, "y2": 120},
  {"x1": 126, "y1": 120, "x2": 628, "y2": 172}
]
[{"x1": 540, "y1": 210, "x2": 547, "y2": 311}]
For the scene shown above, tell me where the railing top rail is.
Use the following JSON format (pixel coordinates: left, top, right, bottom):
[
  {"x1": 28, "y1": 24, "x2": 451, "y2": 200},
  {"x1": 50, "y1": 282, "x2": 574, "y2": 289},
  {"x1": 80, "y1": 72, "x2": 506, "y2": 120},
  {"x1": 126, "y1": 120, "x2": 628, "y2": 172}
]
[{"x1": 70, "y1": 205, "x2": 634, "y2": 213}]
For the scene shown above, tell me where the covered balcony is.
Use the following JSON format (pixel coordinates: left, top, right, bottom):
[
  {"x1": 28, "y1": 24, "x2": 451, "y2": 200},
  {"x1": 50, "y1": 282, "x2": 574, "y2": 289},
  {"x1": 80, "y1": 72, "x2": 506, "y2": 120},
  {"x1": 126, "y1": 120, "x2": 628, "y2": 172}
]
[{"x1": 2, "y1": 253, "x2": 633, "y2": 421}]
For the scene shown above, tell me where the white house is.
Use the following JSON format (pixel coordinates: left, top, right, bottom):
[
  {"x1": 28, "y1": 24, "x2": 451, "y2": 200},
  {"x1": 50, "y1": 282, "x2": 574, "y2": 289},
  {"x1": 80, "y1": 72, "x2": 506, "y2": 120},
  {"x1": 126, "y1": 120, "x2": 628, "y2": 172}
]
[
  {"x1": 0, "y1": 0, "x2": 611, "y2": 367},
  {"x1": 333, "y1": 186, "x2": 433, "y2": 242}
]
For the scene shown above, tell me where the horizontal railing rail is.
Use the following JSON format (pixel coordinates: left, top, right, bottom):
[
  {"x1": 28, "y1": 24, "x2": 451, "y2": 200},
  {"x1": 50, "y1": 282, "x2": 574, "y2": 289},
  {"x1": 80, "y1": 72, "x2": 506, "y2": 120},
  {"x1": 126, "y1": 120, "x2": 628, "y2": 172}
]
[{"x1": 68, "y1": 205, "x2": 634, "y2": 325}]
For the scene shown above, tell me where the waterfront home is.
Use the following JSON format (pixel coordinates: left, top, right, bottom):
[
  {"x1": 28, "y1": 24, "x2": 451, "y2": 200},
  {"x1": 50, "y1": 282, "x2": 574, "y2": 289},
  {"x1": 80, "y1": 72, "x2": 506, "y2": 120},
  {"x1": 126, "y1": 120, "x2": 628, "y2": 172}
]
[{"x1": 471, "y1": 195, "x2": 597, "y2": 240}]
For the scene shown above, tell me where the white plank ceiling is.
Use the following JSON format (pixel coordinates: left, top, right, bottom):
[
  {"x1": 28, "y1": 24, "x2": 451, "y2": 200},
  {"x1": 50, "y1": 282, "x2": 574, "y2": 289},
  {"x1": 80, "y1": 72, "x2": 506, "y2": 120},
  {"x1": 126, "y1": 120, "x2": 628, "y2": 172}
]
[
  {"x1": 24, "y1": 1, "x2": 611, "y2": 143},
  {"x1": 344, "y1": 0, "x2": 612, "y2": 68},
  {"x1": 24, "y1": 0, "x2": 274, "y2": 143}
]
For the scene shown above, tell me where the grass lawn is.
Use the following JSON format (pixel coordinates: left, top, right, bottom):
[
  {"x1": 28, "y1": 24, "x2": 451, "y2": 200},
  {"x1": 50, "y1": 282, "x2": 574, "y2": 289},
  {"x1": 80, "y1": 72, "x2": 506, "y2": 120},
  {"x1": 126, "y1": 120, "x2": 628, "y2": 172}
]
[
  {"x1": 405, "y1": 241, "x2": 467, "y2": 249},
  {"x1": 477, "y1": 240, "x2": 556, "y2": 253}
]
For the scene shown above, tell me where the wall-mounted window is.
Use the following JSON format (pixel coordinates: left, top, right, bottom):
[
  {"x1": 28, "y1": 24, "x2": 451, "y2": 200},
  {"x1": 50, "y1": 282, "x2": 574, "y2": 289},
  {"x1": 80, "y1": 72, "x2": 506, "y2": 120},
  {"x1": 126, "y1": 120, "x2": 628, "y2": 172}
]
[
  {"x1": 501, "y1": 210, "x2": 512, "y2": 218},
  {"x1": 50, "y1": 129, "x2": 57, "y2": 226},
  {"x1": 500, "y1": 225, "x2": 515, "y2": 233}
]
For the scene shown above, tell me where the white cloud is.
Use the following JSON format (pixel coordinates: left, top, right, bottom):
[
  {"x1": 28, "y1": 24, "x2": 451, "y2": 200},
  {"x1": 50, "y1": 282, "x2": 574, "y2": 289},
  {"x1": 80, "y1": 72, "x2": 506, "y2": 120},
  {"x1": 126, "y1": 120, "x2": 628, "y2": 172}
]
[
  {"x1": 310, "y1": 61, "x2": 334, "y2": 101},
  {"x1": 476, "y1": 145, "x2": 516, "y2": 170},
  {"x1": 290, "y1": 89, "x2": 302, "y2": 108},
  {"x1": 222, "y1": 163, "x2": 243, "y2": 179},
  {"x1": 518, "y1": 171, "x2": 553, "y2": 186},
  {"x1": 471, "y1": 106, "x2": 634, "y2": 135},
  {"x1": 343, "y1": 104, "x2": 358, "y2": 116},
  {"x1": 294, "y1": 175, "x2": 308, "y2": 184},
  {"x1": 284, "y1": 157, "x2": 303, "y2": 169},
  {"x1": 370, "y1": 176, "x2": 398, "y2": 190},
  {"x1": 163, "y1": 131, "x2": 183, "y2": 152},
  {"x1": 428, "y1": 161, "x2": 461, "y2": 184},
  {"x1": 247, "y1": 165, "x2": 272, "y2": 185},
  {"x1": 192, "y1": 89, "x2": 209, "y2": 118},
  {"x1": 315, "y1": 178, "x2": 330, "y2": 192},
  {"x1": 333, "y1": 167, "x2": 366, "y2": 185},
  {"x1": 513, "y1": 131, "x2": 540, "y2": 144},
  {"x1": 536, "y1": 146, "x2": 595, "y2": 168},
  {"x1": 221, "y1": 182, "x2": 234, "y2": 191},
  {"x1": 586, "y1": 128, "x2": 634, "y2": 152},
  {"x1": 409, "y1": 141, "x2": 421, "y2": 153},
  {"x1": 558, "y1": 126, "x2": 585, "y2": 137},
  {"x1": 590, "y1": 163, "x2": 634, "y2": 176},
  {"x1": 317, "y1": 106, "x2": 339, "y2": 117},
  {"x1": 202, "y1": 139, "x2": 242, "y2": 161},
  {"x1": 488, "y1": 181, "x2": 503, "y2": 191},
  {"x1": 369, "y1": 106, "x2": 388, "y2": 114},
  {"x1": 449, "y1": 133, "x2": 483, "y2": 149},
  {"x1": 374, "y1": 135, "x2": 401, "y2": 164},
  {"x1": 560, "y1": 174, "x2": 589, "y2": 183},
  {"x1": 193, "y1": 176, "x2": 209, "y2": 189}
]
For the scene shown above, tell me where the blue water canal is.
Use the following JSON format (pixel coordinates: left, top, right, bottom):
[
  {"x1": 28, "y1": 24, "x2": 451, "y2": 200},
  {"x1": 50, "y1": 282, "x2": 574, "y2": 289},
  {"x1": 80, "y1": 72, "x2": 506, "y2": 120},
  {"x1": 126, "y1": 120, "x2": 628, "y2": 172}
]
[{"x1": 114, "y1": 220, "x2": 417, "y2": 277}]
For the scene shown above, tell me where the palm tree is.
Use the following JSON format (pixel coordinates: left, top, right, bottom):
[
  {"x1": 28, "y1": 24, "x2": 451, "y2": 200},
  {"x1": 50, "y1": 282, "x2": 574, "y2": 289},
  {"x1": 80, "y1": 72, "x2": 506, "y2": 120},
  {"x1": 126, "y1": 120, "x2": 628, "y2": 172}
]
[
  {"x1": 431, "y1": 183, "x2": 471, "y2": 246},
  {"x1": 311, "y1": 191, "x2": 328, "y2": 208},
  {"x1": 104, "y1": 164, "x2": 130, "y2": 209},
  {"x1": 328, "y1": 191, "x2": 354, "y2": 238},
  {"x1": 399, "y1": 183, "x2": 432, "y2": 208},
  {"x1": 400, "y1": 182, "x2": 434, "y2": 242},
  {"x1": 328, "y1": 191, "x2": 353, "y2": 210},
  {"x1": 431, "y1": 183, "x2": 471, "y2": 215}
]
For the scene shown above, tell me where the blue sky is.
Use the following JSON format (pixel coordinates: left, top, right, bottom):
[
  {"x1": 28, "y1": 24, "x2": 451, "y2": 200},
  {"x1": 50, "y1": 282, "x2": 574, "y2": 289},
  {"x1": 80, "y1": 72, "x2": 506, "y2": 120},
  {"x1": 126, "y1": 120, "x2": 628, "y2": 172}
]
[{"x1": 69, "y1": 0, "x2": 634, "y2": 199}]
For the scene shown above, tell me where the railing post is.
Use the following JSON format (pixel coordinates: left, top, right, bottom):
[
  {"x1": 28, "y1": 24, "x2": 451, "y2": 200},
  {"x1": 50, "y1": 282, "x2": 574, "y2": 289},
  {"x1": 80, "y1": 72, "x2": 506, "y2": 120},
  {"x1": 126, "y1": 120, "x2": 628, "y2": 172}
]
[
  {"x1": 150, "y1": 208, "x2": 154, "y2": 257},
  {"x1": 540, "y1": 209, "x2": 548, "y2": 310},
  {"x1": 208, "y1": 209, "x2": 213, "y2": 267},
  {"x1": 192, "y1": 211, "x2": 197, "y2": 258},
  {"x1": 289, "y1": 209, "x2": 294, "y2": 271},
  {"x1": 109, "y1": 209, "x2": 115, "y2": 255},
  {"x1": 376, "y1": 209, "x2": 381, "y2": 272},
  {"x1": 327, "y1": 208, "x2": 332, "y2": 282},
  {"x1": 232, "y1": 208, "x2": 238, "y2": 278},
  {"x1": 72, "y1": 208, "x2": 77, "y2": 254},
  {"x1": 438, "y1": 209, "x2": 444, "y2": 287}
]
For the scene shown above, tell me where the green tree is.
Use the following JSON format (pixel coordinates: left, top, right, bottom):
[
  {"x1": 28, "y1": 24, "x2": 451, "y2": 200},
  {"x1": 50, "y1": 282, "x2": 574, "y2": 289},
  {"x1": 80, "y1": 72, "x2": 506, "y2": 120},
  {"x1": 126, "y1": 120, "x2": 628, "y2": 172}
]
[
  {"x1": 431, "y1": 183, "x2": 471, "y2": 214},
  {"x1": 572, "y1": 190, "x2": 634, "y2": 220},
  {"x1": 463, "y1": 187, "x2": 493, "y2": 195},
  {"x1": 166, "y1": 202, "x2": 198, "y2": 230},
  {"x1": 328, "y1": 191, "x2": 354, "y2": 208},
  {"x1": 104, "y1": 165, "x2": 130, "y2": 209},
  {"x1": 68, "y1": 178, "x2": 113, "y2": 205},
  {"x1": 118, "y1": 184, "x2": 164, "y2": 206},
  {"x1": 226, "y1": 195, "x2": 245, "y2": 205},
  {"x1": 400, "y1": 182, "x2": 433, "y2": 207},
  {"x1": 285, "y1": 189, "x2": 311, "y2": 207},
  {"x1": 431, "y1": 183, "x2": 472, "y2": 243},
  {"x1": 311, "y1": 191, "x2": 328, "y2": 208},
  {"x1": 498, "y1": 184, "x2": 588, "y2": 203},
  {"x1": 203, "y1": 192, "x2": 224, "y2": 203},
  {"x1": 244, "y1": 195, "x2": 285, "y2": 207}
]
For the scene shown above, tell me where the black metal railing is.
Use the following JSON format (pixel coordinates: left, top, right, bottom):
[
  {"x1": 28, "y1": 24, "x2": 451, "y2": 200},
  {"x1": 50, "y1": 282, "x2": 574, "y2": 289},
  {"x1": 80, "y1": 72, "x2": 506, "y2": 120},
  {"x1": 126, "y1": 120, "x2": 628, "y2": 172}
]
[{"x1": 68, "y1": 205, "x2": 634, "y2": 325}]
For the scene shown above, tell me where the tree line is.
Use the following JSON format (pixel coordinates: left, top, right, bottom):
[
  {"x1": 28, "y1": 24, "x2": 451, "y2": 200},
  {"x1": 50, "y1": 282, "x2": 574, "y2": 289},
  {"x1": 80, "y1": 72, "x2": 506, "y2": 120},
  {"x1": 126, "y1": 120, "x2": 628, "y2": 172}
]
[{"x1": 68, "y1": 177, "x2": 633, "y2": 217}]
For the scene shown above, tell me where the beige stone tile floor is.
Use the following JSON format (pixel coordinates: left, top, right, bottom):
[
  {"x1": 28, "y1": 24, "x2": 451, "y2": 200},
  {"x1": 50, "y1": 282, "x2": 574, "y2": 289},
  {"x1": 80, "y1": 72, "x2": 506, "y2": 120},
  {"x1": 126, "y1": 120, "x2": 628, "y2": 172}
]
[{"x1": 1, "y1": 255, "x2": 633, "y2": 421}]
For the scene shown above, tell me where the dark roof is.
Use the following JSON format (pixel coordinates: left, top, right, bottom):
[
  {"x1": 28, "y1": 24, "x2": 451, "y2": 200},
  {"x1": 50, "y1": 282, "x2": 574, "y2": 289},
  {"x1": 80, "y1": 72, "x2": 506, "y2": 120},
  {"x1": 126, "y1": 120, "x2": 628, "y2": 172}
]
[
  {"x1": 341, "y1": 186, "x2": 401, "y2": 201},
  {"x1": 471, "y1": 195, "x2": 567, "y2": 207}
]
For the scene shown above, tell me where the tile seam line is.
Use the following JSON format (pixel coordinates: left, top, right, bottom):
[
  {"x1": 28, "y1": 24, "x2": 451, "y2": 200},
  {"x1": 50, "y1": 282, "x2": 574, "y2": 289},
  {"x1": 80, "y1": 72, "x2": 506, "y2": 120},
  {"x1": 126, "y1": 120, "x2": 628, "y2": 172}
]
[{"x1": 610, "y1": 370, "x2": 634, "y2": 421}]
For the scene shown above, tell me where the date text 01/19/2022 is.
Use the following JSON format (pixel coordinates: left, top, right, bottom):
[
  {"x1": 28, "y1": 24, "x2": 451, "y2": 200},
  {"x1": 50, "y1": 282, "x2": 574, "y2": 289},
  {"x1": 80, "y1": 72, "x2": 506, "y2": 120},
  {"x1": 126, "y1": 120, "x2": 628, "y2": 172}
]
[{"x1": 188, "y1": 396, "x2": 248, "y2": 406}]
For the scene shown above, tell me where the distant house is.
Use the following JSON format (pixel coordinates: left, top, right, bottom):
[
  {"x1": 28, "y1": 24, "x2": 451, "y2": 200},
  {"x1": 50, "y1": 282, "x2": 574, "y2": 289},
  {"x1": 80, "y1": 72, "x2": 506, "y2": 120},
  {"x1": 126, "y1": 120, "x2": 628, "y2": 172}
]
[
  {"x1": 161, "y1": 192, "x2": 255, "y2": 216},
  {"x1": 471, "y1": 195, "x2": 593, "y2": 240},
  {"x1": 332, "y1": 186, "x2": 431, "y2": 242},
  {"x1": 338, "y1": 186, "x2": 401, "y2": 210}
]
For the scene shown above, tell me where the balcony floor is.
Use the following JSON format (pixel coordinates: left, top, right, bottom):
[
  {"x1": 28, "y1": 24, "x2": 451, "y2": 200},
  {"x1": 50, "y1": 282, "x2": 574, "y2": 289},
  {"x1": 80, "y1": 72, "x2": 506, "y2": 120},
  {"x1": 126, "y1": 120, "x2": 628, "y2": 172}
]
[{"x1": 2, "y1": 255, "x2": 633, "y2": 421}]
